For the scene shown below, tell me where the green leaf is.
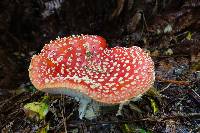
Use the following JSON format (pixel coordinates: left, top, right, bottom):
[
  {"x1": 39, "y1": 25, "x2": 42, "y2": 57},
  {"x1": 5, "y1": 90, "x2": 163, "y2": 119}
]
[
  {"x1": 140, "y1": 129, "x2": 147, "y2": 133},
  {"x1": 150, "y1": 98, "x2": 158, "y2": 114},
  {"x1": 121, "y1": 123, "x2": 136, "y2": 133},
  {"x1": 186, "y1": 32, "x2": 192, "y2": 40},
  {"x1": 24, "y1": 97, "x2": 49, "y2": 120},
  {"x1": 164, "y1": 48, "x2": 173, "y2": 56},
  {"x1": 140, "y1": 129, "x2": 152, "y2": 133},
  {"x1": 146, "y1": 87, "x2": 162, "y2": 102}
]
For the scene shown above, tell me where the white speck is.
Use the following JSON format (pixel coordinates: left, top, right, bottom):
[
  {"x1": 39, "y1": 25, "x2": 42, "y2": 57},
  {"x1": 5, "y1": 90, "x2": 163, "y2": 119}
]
[
  {"x1": 103, "y1": 62, "x2": 109, "y2": 65},
  {"x1": 68, "y1": 57, "x2": 72, "y2": 62},
  {"x1": 57, "y1": 73, "x2": 61, "y2": 77},
  {"x1": 83, "y1": 43, "x2": 89, "y2": 48},
  {"x1": 114, "y1": 73, "x2": 118, "y2": 77},
  {"x1": 118, "y1": 77, "x2": 123, "y2": 82},
  {"x1": 109, "y1": 77, "x2": 115, "y2": 81},
  {"x1": 124, "y1": 52, "x2": 128, "y2": 56},
  {"x1": 68, "y1": 47, "x2": 73, "y2": 51},
  {"x1": 119, "y1": 81, "x2": 125, "y2": 84},
  {"x1": 97, "y1": 54, "x2": 100, "y2": 58},
  {"x1": 134, "y1": 70, "x2": 138, "y2": 73},
  {"x1": 128, "y1": 75, "x2": 134, "y2": 80},
  {"x1": 76, "y1": 63, "x2": 80, "y2": 67},
  {"x1": 76, "y1": 53, "x2": 81, "y2": 56},
  {"x1": 77, "y1": 58, "x2": 81, "y2": 62},
  {"x1": 105, "y1": 58, "x2": 109, "y2": 61},
  {"x1": 125, "y1": 60, "x2": 129, "y2": 63},
  {"x1": 47, "y1": 68, "x2": 51, "y2": 73},
  {"x1": 98, "y1": 79, "x2": 104, "y2": 82},
  {"x1": 61, "y1": 68, "x2": 64, "y2": 74},
  {"x1": 103, "y1": 90, "x2": 109, "y2": 93},
  {"x1": 110, "y1": 67, "x2": 114, "y2": 70},
  {"x1": 112, "y1": 87, "x2": 117, "y2": 91},
  {"x1": 124, "y1": 73, "x2": 129, "y2": 77},
  {"x1": 121, "y1": 87, "x2": 127, "y2": 90},
  {"x1": 131, "y1": 81, "x2": 136, "y2": 85},
  {"x1": 90, "y1": 84, "x2": 97, "y2": 89},
  {"x1": 126, "y1": 66, "x2": 131, "y2": 71},
  {"x1": 45, "y1": 78, "x2": 49, "y2": 83},
  {"x1": 113, "y1": 62, "x2": 117, "y2": 66},
  {"x1": 88, "y1": 72, "x2": 93, "y2": 76},
  {"x1": 126, "y1": 84, "x2": 131, "y2": 87},
  {"x1": 116, "y1": 68, "x2": 120, "y2": 71},
  {"x1": 106, "y1": 73, "x2": 111, "y2": 77},
  {"x1": 132, "y1": 59, "x2": 136, "y2": 64},
  {"x1": 94, "y1": 75, "x2": 98, "y2": 78},
  {"x1": 57, "y1": 56, "x2": 63, "y2": 62},
  {"x1": 138, "y1": 61, "x2": 142, "y2": 64},
  {"x1": 105, "y1": 83, "x2": 115, "y2": 87},
  {"x1": 99, "y1": 47, "x2": 103, "y2": 50}
]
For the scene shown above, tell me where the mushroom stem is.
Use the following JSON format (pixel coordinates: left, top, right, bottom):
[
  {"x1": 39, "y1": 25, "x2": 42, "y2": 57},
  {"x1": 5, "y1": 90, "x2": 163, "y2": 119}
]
[
  {"x1": 78, "y1": 99, "x2": 90, "y2": 119},
  {"x1": 116, "y1": 101, "x2": 130, "y2": 116},
  {"x1": 116, "y1": 94, "x2": 143, "y2": 116},
  {"x1": 77, "y1": 98, "x2": 100, "y2": 120}
]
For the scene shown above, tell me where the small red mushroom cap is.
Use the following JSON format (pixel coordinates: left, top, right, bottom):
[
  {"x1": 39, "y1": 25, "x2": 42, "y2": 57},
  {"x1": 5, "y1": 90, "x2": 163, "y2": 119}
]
[{"x1": 29, "y1": 35, "x2": 154, "y2": 104}]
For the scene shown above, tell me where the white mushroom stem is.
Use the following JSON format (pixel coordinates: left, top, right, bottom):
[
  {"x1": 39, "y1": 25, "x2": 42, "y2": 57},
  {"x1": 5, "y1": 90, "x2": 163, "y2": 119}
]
[
  {"x1": 116, "y1": 94, "x2": 143, "y2": 116},
  {"x1": 77, "y1": 98, "x2": 90, "y2": 119},
  {"x1": 76, "y1": 97, "x2": 100, "y2": 120},
  {"x1": 84, "y1": 101, "x2": 100, "y2": 120},
  {"x1": 116, "y1": 100, "x2": 130, "y2": 116}
]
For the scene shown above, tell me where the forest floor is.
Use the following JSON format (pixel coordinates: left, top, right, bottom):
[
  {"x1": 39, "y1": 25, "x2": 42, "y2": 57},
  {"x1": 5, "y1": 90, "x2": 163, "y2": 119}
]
[{"x1": 0, "y1": 0, "x2": 200, "y2": 132}]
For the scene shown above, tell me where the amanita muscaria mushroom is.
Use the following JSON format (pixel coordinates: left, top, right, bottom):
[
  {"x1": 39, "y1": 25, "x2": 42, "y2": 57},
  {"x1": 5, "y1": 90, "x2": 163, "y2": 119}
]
[{"x1": 29, "y1": 34, "x2": 155, "y2": 119}]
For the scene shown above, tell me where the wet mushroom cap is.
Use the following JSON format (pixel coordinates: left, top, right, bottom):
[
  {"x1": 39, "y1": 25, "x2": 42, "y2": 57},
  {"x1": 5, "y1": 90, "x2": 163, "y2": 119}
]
[{"x1": 29, "y1": 35, "x2": 155, "y2": 104}]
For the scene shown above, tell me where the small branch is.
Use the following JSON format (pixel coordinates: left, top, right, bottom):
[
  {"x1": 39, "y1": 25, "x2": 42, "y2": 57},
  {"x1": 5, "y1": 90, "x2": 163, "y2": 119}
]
[
  {"x1": 156, "y1": 76, "x2": 190, "y2": 86},
  {"x1": 190, "y1": 89, "x2": 200, "y2": 104},
  {"x1": 61, "y1": 94, "x2": 67, "y2": 133}
]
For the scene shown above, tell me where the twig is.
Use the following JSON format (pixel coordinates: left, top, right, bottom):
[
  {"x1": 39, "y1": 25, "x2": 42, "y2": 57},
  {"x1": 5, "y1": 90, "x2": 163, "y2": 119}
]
[
  {"x1": 61, "y1": 94, "x2": 67, "y2": 133},
  {"x1": 190, "y1": 89, "x2": 200, "y2": 104},
  {"x1": 159, "y1": 83, "x2": 172, "y2": 92},
  {"x1": 156, "y1": 76, "x2": 190, "y2": 86},
  {"x1": 151, "y1": 55, "x2": 190, "y2": 58}
]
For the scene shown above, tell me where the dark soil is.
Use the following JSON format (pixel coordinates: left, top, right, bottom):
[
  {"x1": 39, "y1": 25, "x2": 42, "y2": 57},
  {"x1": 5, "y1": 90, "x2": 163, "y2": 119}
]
[{"x1": 0, "y1": 0, "x2": 200, "y2": 132}]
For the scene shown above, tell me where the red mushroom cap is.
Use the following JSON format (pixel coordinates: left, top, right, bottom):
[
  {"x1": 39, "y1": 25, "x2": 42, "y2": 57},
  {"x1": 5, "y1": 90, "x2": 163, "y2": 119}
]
[{"x1": 29, "y1": 35, "x2": 154, "y2": 104}]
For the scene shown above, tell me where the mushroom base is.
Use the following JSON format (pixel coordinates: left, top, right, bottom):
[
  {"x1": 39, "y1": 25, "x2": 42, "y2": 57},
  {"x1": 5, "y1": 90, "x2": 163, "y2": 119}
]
[
  {"x1": 42, "y1": 87, "x2": 143, "y2": 119},
  {"x1": 43, "y1": 87, "x2": 107, "y2": 119}
]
